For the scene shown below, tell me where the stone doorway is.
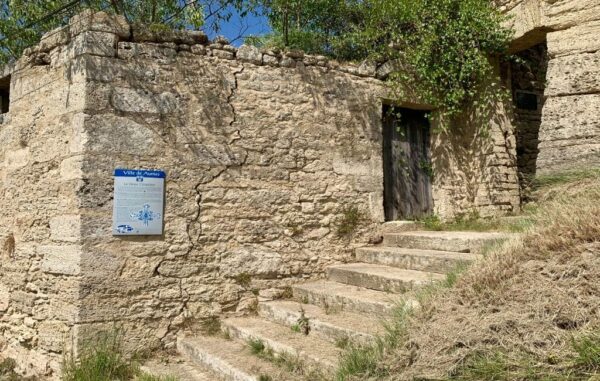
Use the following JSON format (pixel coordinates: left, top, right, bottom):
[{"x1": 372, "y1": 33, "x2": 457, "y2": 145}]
[
  {"x1": 382, "y1": 106, "x2": 433, "y2": 221},
  {"x1": 509, "y1": 42, "x2": 548, "y2": 197}
]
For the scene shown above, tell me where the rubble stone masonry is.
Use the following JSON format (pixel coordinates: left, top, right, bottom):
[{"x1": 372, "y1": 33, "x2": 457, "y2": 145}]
[{"x1": 0, "y1": 10, "x2": 524, "y2": 378}]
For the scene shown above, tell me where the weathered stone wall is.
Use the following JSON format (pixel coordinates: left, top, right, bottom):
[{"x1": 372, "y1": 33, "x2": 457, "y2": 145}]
[
  {"x1": 0, "y1": 29, "x2": 91, "y2": 377},
  {"x1": 0, "y1": 11, "x2": 520, "y2": 378},
  {"x1": 499, "y1": 0, "x2": 600, "y2": 172},
  {"x1": 511, "y1": 43, "x2": 548, "y2": 193}
]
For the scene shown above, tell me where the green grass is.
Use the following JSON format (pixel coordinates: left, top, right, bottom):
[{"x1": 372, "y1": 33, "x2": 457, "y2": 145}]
[
  {"x1": 572, "y1": 330, "x2": 600, "y2": 372},
  {"x1": 336, "y1": 205, "x2": 365, "y2": 237},
  {"x1": 199, "y1": 316, "x2": 222, "y2": 336},
  {"x1": 61, "y1": 330, "x2": 178, "y2": 381},
  {"x1": 418, "y1": 212, "x2": 532, "y2": 233},
  {"x1": 449, "y1": 328, "x2": 600, "y2": 380},
  {"x1": 531, "y1": 168, "x2": 600, "y2": 190}
]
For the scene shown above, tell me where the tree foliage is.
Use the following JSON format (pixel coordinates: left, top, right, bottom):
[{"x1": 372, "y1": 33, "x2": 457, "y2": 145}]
[
  {"x1": 254, "y1": 0, "x2": 513, "y2": 118},
  {"x1": 0, "y1": 0, "x2": 252, "y2": 63}
]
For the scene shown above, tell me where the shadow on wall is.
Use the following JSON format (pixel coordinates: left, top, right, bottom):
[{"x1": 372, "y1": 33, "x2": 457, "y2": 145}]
[{"x1": 431, "y1": 75, "x2": 519, "y2": 218}]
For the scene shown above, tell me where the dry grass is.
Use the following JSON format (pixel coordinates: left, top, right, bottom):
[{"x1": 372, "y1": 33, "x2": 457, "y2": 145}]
[{"x1": 339, "y1": 169, "x2": 600, "y2": 380}]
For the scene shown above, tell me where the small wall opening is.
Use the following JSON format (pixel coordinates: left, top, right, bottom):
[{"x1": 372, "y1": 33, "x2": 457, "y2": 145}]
[
  {"x1": 510, "y1": 42, "x2": 548, "y2": 198},
  {"x1": 0, "y1": 75, "x2": 10, "y2": 114}
]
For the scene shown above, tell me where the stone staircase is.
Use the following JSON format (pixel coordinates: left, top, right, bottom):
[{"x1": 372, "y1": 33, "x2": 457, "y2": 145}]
[{"x1": 146, "y1": 224, "x2": 511, "y2": 380}]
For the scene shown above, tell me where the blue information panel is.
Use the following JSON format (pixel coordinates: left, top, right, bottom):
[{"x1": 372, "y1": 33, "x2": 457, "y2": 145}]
[{"x1": 112, "y1": 169, "x2": 165, "y2": 236}]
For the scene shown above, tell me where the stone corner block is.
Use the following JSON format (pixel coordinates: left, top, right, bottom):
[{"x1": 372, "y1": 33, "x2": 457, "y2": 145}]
[
  {"x1": 50, "y1": 215, "x2": 81, "y2": 243},
  {"x1": 69, "y1": 31, "x2": 118, "y2": 59},
  {"x1": 69, "y1": 10, "x2": 130, "y2": 39},
  {"x1": 40, "y1": 245, "x2": 82, "y2": 276}
]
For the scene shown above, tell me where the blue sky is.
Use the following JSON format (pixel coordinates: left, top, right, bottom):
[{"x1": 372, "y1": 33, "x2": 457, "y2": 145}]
[{"x1": 203, "y1": 6, "x2": 272, "y2": 46}]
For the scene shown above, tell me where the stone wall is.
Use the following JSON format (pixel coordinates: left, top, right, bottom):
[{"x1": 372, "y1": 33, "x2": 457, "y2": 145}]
[
  {"x1": 511, "y1": 43, "x2": 548, "y2": 194},
  {"x1": 0, "y1": 25, "x2": 91, "y2": 376},
  {"x1": 499, "y1": 0, "x2": 600, "y2": 173},
  {"x1": 0, "y1": 11, "x2": 520, "y2": 378}
]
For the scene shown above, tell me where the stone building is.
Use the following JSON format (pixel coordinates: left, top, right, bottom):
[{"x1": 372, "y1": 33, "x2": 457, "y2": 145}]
[{"x1": 0, "y1": 2, "x2": 597, "y2": 377}]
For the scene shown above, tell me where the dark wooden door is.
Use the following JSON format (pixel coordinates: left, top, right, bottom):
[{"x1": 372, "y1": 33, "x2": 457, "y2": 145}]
[{"x1": 383, "y1": 106, "x2": 432, "y2": 221}]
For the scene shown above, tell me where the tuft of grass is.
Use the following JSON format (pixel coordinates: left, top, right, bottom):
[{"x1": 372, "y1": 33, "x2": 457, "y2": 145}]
[
  {"x1": 62, "y1": 330, "x2": 137, "y2": 381},
  {"x1": 61, "y1": 329, "x2": 178, "y2": 381},
  {"x1": 531, "y1": 168, "x2": 600, "y2": 190},
  {"x1": 0, "y1": 358, "x2": 25, "y2": 381},
  {"x1": 199, "y1": 316, "x2": 221, "y2": 336},
  {"x1": 248, "y1": 338, "x2": 266, "y2": 355},
  {"x1": 280, "y1": 286, "x2": 293, "y2": 299},
  {"x1": 336, "y1": 205, "x2": 365, "y2": 237},
  {"x1": 336, "y1": 261, "x2": 473, "y2": 380},
  {"x1": 233, "y1": 273, "x2": 252, "y2": 288},
  {"x1": 335, "y1": 336, "x2": 350, "y2": 349},
  {"x1": 572, "y1": 329, "x2": 600, "y2": 372},
  {"x1": 258, "y1": 375, "x2": 273, "y2": 381}
]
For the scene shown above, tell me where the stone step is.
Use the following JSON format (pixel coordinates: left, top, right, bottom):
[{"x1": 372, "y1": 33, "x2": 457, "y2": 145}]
[
  {"x1": 383, "y1": 231, "x2": 512, "y2": 253},
  {"x1": 222, "y1": 317, "x2": 341, "y2": 378},
  {"x1": 178, "y1": 335, "x2": 295, "y2": 381},
  {"x1": 381, "y1": 220, "x2": 420, "y2": 233},
  {"x1": 292, "y1": 280, "x2": 398, "y2": 316},
  {"x1": 258, "y1": 300, "x2": 382, "y2": 346},
  {"x1": 355, "y1": 246, "x2": 481, "y2": 273},
  {"x1": 141, "y1": 358, "x2": 218, "y2": 381},
  {"x1": 327, "y1": 263, "x2": 444, "y2": 293}
]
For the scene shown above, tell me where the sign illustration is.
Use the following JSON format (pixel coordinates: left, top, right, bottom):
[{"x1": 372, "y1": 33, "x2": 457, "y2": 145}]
[{"x1": 112, "y1": 169, "x2": 165, "y2": 235}]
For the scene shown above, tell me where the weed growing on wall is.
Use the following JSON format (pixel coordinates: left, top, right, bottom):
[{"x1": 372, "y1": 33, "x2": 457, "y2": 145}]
[{"x1": 336, "y1": 205, "x2": 365, "y2": 238}]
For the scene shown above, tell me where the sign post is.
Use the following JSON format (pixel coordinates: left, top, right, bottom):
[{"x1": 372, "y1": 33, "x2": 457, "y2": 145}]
[{"x1": 112, "y1": 169, "x2": 165, "y2": 236}]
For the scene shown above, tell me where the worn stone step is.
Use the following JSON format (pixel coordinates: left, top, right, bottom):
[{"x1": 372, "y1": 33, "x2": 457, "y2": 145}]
[
  {"x1": 355, "y1": 246, "x2": 481, "y2": 273},
  {"x1": 178, "y1": 335, "x2": 295, "y2": 381},
  {"x1": 221, "y1": 317, "x2": 341, "y2": 377},
  {"x1": 383, "y1": 231, "x2": 512, "y2": 253},
  {"x1": 381, "y1": 220, "x2": 420, "y2": 233},
  {"x1": 258, "y1": 299, "x2": 382, "y2": 346},
  {"x1": 292, "y1": 280, "x2": 398, "y2": 315},
  {"x1": 141, "y1": 358, "x2": 218, "y2": 381},
  {"x1": 327, "y1": 263, "x2": 445, "y2": 293}
]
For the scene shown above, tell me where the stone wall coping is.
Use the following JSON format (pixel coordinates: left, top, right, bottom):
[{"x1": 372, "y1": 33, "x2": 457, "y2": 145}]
[{"x1": 10, "y1": 10, "x2": 392, "y2": 81}]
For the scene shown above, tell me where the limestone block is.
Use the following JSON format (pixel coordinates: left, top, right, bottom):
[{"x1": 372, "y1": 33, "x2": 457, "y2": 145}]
[
  {"x1": 111, "y1": 87, "x2": 180, "y2": 114},
  {"x1": 191, "y1": 44, "x2": 207, "y2": 56},
  {"x1": 542, "y1": 0, "x2": 600, "y2": 30},
  {"x1": 537, "y1": 94, "x2": 600, "y2": 171},
  {"x1": 546, "y1": 50, "x2": 600, "y2": 96},
  {"x1": 69, "y1": 10, "x2": 130, "y2": 39},
  {"x1": 69, "y1": 31, "x2": 117, "y2": 58},
  {"x1": 38, "y1": 26, "x2": 70, "y2": 53},
  {"x1": 39, "y1": 245, "x2": 81, "y2": 276},
  {"x1": 263, "y1": 55, "x2": 280, "y2": 67},
  {"x1": 237, "y1": 45, "x2": 263, "y2": 65},
  {"x1": 60, "y1": 156, "x2": 84, "y2": 181},
  {"x1": 70, "y1": 113, "x2": 89, "y2": 154},
  {"x1": 212, "y1": 49, "x2": 235, "y2": 60},
  {"x1": 50, "y1": 215, "x2": 81, "y2": 243},
  {"x1": 504, "y1": 0, "x2": 543, "y2": 39},
  {"x1": 333, "y1": 155, "x2": 371, "y2": 176},
  {"x1": 118, "y1": 42, "x2": 177, "y2": 63},
  {"x1": 0, "y1": 284, "x2": 9, "y2": 312},
  {"x1": 547, "y1": 21, "x2": 600, "y2": 58},
  {"x1": 132, "y1": 25, "x2": 206, "y2": 45},
  {"x1": 4, "y1": 147, "x2": 29, "y2": 171},
  {"x1": 357, "y1": 60, "x2": 377, "y2": 77},
  {"x1": 219, "y1": 248, "x2": 284, "y2": 277},
  {"x1": 38, "y1": 321, "x2": 69, "y2": 353}
]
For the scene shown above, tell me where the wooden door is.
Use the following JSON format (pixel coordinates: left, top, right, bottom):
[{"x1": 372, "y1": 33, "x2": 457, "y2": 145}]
[{"x1": 383, "y1": 106, "x2": 433, "y2": 221}]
